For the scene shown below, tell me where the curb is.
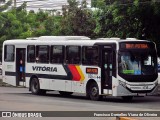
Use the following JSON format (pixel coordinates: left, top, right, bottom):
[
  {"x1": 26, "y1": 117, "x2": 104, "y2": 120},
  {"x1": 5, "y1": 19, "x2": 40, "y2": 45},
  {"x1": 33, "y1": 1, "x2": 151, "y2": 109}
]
[{"x1": 116, "y1": 117, "x2": 139, "y2": 120}]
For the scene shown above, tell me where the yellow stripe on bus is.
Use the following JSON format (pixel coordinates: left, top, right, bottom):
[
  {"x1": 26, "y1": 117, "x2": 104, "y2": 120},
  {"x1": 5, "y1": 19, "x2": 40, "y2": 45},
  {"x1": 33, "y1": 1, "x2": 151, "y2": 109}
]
[{"x1": 76, "y1": 66, "x2": 85, "y2": 81}]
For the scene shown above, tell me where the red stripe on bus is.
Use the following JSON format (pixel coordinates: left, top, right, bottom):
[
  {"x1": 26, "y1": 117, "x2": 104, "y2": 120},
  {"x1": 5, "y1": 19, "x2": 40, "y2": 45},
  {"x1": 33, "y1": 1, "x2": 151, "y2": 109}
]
[{"x1": 68, "y1": 65, "x2": 81, "y2": 81}]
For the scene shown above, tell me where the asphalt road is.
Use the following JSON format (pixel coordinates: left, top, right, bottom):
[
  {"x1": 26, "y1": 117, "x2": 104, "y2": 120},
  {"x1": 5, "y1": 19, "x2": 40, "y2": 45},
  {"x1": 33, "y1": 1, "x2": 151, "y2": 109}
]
[{"x1": 0, "y1": 87, "x2": 160, "y2": 120}]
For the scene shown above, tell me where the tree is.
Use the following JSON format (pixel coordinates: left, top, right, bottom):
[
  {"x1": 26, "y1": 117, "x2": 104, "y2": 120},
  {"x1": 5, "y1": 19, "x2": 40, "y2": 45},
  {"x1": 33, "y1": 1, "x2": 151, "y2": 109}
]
[
  {"x1": 0, "y1": 0, "x2": 160, "y2": 58},
  {"x1": 0, "y1": 0, "x2": 5, "y2": 3},
  {"x1": 93, "y1": 0, "x2": 160, "y2": 56},
  {"x1": 61, "y1": 0, "x2": 96, "y2": 37},
  {"x1": 0, "y1": 0, "x2": 12, "y2": 12}
]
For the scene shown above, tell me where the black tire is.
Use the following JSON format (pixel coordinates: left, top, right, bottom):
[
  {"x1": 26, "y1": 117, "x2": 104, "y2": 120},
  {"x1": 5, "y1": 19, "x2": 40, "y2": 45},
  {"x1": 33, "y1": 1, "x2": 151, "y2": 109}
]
[
  {"x1": 59, "y1": 91, "x2": 73, "y2": 96},
  {"x1": 86, "y1": 92, "x2": 90, "y2": 99},
  {"x1": 30, "y1": 78, "x2": 46, "y2": 95},
  {"x1": 88, "y1": 82, "x2": 102, "y2": 101},
  {"x1": 122, "y1": 96, "x2": 133, "y2": 102}
]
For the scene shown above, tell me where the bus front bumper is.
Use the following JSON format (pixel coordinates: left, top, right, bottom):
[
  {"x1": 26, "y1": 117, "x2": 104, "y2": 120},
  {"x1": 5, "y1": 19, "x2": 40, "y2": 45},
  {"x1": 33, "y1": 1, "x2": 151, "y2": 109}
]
[{"x1": 116, "y1": 83, "x2": 158, "y2": 96}]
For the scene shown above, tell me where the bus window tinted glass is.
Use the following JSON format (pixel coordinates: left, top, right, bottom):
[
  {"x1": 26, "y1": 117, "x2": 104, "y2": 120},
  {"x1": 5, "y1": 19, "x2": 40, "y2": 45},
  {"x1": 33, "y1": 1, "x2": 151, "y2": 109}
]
[
  {"x1": 118, "y1": 51, "x2": 156, "y2": 75},
  {"x1": 82, "y1": 46, "x2": 99, "y2": 65},
  {"x1": 4, "y1": 45, "x2": 14, "y2": 62},
  {"x1": 51, "y1": 46, "x2": 64, "y2": 64},
  {"x1": 27, "y1": 45, "x2": 35, "y2": 62},
  {"x1": 66, "y1": 46, "x2": 81, "y2": 64},
  {"x1": 36, "y1": 46, "x2": 49, "y2": 63}
]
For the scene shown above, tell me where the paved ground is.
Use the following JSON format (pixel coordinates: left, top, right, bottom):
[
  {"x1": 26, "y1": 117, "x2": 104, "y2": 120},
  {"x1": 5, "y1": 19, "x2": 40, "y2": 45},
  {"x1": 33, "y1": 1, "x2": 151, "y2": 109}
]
[{"x1": 0, "y1": 87, "x2": 160, "y2": 120}]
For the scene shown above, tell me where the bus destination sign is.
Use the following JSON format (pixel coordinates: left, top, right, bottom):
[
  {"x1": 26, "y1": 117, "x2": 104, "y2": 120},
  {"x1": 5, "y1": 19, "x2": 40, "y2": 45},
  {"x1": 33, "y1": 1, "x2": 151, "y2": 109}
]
[
  {"x1": 126, "y1": 44, "x2": 149, "y2": 49},
  {"x1": 121, "y1": 43, "x2": 150, "y2": 49}
]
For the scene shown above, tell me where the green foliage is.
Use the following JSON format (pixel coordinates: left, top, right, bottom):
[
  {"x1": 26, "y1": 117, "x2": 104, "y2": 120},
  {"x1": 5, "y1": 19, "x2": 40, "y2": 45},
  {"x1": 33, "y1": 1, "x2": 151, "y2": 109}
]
[
  {"x1": 0, "y1": 0, "x2": 12, "y2": 12},
  {"x1": 60, "y1": 0, "x2": 96, "y2": 37},
  {"x1": 52, "y1": 16, "x2": 63, "y2": 35},
  {"x1": 0, "y1": 0, "x2": 160, "y2": 57},
  {"x1": 44, "y1": 16, "x2": 55, "y2": 35}
]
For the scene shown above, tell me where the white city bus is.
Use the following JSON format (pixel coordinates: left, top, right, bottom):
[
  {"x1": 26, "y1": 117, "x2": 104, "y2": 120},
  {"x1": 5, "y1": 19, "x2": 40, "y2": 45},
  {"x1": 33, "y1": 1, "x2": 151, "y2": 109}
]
[{"x1": 2, "y1": 36, "x2": 158, "y2": 101}]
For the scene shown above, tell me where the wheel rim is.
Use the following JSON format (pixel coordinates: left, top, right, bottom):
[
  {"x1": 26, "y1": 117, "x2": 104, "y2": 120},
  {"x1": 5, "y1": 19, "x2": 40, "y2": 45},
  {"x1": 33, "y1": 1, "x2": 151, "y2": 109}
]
[
  {"x1": 32, "y1": 80, "x2": 38, "y2": 93},
  {"x1": 91, "y1": 86, "x2": 98, "y2": 97}
]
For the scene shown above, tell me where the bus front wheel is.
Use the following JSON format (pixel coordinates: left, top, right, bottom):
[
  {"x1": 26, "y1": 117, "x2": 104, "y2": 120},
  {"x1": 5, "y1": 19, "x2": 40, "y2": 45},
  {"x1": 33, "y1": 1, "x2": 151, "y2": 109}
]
[
  {"x1": 30, "y1": 78, "x2": 46, "y2": 95},
  {"x1": 88, "y1": 82, "x2": 102, "y2": 101}
]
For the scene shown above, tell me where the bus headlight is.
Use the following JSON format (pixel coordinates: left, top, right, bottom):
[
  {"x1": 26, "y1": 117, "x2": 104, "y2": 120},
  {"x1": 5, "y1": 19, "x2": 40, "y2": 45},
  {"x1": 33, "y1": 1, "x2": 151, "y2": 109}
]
[{"x1": 155, "y1": 81, "x2": 158, "y2": 86}]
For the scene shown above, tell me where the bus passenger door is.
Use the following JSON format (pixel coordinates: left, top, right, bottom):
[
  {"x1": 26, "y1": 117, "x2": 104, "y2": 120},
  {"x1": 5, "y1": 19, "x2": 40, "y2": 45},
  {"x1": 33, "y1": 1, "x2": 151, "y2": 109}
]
[
  {"x1": 16, "y1": 48, "x2": 26, "y2": 86},
  {"x1": 101, "y1": 48, "x2": 114, "y2": 90}
]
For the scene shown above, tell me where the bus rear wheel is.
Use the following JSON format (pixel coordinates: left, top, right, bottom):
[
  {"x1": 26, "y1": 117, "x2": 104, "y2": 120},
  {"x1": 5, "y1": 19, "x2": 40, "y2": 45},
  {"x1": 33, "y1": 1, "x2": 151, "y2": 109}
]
[
  {"x1": 30, "y1": 78, "x2": 46, "y2": 95},
  {"x1": 59, "y1": 91, "x2": 73, "y2": 96},
  {"x1": 88, "y1": 82, "x2": 102, "y2": 101}
]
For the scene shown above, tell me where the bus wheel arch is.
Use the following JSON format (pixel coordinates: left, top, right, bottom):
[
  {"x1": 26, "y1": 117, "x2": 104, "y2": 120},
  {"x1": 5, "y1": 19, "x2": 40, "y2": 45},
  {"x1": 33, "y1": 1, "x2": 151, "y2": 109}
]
[{"x1": 86, "y1": 79, "x2": 102, "y2": 101}]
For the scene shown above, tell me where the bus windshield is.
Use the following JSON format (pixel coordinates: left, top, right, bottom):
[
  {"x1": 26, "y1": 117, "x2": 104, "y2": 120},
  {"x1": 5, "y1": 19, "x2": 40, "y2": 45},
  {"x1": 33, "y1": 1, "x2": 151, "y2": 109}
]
[{"x1": 118, "y1": 51, "x2": 156, "y2": 75}]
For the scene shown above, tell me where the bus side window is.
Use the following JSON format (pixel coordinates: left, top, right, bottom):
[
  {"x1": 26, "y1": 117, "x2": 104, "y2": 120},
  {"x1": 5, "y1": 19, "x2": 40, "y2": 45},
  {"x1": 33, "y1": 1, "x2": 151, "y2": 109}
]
[
  {"x1": 50, "y1": 45, "x2": 64, "y2": 64},
  {"x1": 27, "y1": 45, "x2": 35, "y2": 63},
  {"x1": 82, "y1": 46, "x2": 99, "y2": 66},
  {"x1": 4, "y1": 45, "x2": 15, "y2": 62},
  {"x1": 66, "y1": 46, "x2": 81, "y2": 64},
  {"x1": 36, "y1": 45, "x2": 49, "y2": 63}
]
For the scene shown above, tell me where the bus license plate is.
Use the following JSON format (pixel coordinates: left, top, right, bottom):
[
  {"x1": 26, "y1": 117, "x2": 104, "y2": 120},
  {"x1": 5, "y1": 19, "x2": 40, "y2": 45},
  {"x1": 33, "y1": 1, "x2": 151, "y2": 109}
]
[{"x1": 138, "y1": 93, "x2": 146, "y2": 96}]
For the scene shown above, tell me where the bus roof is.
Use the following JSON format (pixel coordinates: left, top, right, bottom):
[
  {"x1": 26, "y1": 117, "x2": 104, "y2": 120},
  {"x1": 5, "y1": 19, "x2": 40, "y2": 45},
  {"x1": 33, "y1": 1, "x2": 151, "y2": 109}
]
[{"x1": 3, "y1": 36, "x2": 151, "y2": 47}]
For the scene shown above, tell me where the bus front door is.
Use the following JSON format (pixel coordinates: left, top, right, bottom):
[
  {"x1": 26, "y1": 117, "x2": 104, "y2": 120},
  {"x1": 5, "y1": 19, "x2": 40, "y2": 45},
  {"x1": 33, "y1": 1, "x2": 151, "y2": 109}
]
[
  {"x1": 16, "y1": 48, "x2": 26, "y2": 86},
  {"x1": 101, "y1": 49, "x2": 113, "y2": 90}
]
